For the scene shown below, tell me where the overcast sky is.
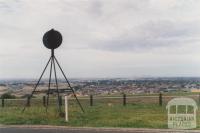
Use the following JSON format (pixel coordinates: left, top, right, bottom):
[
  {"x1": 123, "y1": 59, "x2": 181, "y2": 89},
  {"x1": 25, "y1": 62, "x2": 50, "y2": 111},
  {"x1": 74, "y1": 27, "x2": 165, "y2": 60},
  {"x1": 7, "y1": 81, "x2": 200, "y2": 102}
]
[{"x1": 1, "y1": 0, "x2": 200, "y2": 79}]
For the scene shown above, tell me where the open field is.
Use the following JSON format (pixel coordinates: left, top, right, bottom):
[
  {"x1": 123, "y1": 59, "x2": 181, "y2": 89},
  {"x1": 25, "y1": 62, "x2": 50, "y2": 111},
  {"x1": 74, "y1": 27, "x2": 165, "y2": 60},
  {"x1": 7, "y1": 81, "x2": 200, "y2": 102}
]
[
  {"x1": 0, "y1": 103, "x2": 168, "y2": 128},
  {"x1": 1, "y1": 93, "x2": 200, "y2": 129}
]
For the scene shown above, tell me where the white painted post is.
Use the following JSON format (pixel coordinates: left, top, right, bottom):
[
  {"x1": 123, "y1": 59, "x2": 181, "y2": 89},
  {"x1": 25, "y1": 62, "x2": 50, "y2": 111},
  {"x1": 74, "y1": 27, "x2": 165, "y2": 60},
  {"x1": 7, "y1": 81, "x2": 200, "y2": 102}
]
[{"x1": 65, "y1": 96, "x2": 68, "y2": 122}]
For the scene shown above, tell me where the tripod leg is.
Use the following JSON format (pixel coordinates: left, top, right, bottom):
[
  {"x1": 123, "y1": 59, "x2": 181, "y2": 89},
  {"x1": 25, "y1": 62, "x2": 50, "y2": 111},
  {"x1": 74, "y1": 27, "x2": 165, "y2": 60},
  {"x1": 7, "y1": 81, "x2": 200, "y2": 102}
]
[
  {"x1": 22, "y1": 56, "x2": 51, "y2": 112},
  {"x1": 46, "y1": 57, "x2": 53, "y2": 112},
  {"x1": 52, "y1": 57, "x2": 62, "y2": 113},
  {"x1": 54, "y1": 57, "x2": 84, "y2": 113}
]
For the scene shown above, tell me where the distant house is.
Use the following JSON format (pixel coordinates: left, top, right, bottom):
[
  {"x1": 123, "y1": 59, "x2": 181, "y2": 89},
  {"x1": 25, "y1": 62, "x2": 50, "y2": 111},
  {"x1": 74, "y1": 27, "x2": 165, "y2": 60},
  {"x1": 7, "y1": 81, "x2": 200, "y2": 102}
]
[
  {"x1": 191, "y1": 89, "x2": 200, "y2": 93},
  {"x1": 160, "y1": 88, "x2": 177, "y2": 93}
]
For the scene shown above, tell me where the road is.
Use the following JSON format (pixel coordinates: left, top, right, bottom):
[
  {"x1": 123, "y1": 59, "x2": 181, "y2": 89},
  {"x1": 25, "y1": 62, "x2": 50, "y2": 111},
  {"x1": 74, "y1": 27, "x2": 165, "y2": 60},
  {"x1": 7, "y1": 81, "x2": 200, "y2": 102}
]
[{"x1": 1, "y1": 126, "x2": 200, "y2": 133}]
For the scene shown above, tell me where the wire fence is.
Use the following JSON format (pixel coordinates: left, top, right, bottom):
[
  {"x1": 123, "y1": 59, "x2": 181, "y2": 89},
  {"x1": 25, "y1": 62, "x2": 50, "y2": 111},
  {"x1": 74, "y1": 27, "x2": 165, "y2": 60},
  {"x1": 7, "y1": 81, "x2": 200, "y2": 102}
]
[{"x1": 1, "y1": 93, "x2": 200, "y2": 108}]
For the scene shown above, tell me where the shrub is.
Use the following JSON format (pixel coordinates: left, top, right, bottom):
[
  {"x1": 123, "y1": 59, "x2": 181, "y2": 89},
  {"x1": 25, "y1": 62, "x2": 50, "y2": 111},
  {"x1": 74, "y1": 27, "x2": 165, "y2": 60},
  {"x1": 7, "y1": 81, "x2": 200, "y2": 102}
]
[
  {"x1": 0, "y1": 93, "x2": 16, "y2": 99},
  {"x1": 21, "y1": 94, "x2": 35, "y2": 98}
]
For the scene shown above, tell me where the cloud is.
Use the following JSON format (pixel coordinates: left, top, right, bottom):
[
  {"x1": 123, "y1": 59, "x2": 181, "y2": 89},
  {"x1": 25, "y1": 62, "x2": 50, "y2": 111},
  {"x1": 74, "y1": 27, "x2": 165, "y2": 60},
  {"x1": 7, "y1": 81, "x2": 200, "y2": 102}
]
[
  {"x1": 0, "y1": 0, "x2": 23, "y2": 13},
  {"x1": 1, "y1": 0, "x2": 200, "y2": 78},
  {"x1": 90, "y1": 20, "x2": 200, "y2": 52},
  {"x1": 1, "y1": 0, "x2": 200, "y2": 52}
]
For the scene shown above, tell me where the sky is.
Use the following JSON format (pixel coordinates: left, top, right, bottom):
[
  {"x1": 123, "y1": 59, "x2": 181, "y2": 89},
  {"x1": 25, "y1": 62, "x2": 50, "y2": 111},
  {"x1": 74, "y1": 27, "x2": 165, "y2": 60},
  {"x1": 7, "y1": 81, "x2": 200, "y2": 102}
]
[{"x1": 1, "y1": 0, "x2": 200, "y2": 79}]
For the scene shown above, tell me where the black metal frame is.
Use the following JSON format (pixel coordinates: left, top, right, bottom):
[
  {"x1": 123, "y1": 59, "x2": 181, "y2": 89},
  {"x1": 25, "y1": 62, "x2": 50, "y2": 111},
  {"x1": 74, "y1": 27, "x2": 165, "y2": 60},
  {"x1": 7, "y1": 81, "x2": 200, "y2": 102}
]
[{"x1": 22, "y1": 49, "x2": 84, "y2": 113}]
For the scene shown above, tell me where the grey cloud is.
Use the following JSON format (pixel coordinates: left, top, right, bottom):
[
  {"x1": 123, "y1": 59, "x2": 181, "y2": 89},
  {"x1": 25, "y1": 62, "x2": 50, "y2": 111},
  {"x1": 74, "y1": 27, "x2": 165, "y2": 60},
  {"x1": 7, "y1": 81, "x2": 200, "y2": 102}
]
[
  {"x1": 141, "y1": 20, "x2": 200, "y2": 38},
  {"x1": 91, "y1": 20, "x2": 200, "y2": 52},
  {"x1": 0, "y1": 0, "x2": 23, "y2": 13},
  {"x1": 1, "y1": 0, "x2": 200, "y2": 78},
  {"x1": 88, "y1": 0, "x2": 104, "y2": 17}
]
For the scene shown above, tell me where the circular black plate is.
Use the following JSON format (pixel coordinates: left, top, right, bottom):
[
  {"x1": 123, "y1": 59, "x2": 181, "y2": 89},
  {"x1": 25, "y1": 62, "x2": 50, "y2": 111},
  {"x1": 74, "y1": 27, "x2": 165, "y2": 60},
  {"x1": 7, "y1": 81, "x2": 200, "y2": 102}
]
[{"x1": 43, "y1": 29, "x2": 62, "y2": 49}]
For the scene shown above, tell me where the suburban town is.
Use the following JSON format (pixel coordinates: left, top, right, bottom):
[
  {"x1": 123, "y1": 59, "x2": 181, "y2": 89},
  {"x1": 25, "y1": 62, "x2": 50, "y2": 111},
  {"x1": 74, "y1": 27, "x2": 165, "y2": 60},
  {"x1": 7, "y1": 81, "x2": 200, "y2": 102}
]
[{"x1": 1, "y1": 77, "x2": 200, "y2": 98}]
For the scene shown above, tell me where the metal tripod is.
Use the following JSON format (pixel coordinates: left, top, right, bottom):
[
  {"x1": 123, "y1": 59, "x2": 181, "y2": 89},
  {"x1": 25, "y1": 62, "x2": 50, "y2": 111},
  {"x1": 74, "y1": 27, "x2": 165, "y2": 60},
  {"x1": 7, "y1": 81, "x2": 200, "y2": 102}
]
[{"x1": 22, "y1": 49, "x2": 84, "y2": 113}]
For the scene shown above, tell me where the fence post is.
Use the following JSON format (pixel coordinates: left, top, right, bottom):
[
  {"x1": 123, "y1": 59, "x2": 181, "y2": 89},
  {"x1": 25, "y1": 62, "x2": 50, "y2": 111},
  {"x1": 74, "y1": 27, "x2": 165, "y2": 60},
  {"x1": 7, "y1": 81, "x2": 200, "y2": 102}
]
[
  {"x1": 65, "y1": 96, "x2": 68, "y2": 122},
  {"x1": 159, "y1": 93, "x2": 162, "y2": 106},
  {"x1": 90, "y1": 95, "x2": 93, "y2": 106},
  {"x1": 27, "y1": 96, "x2": 30, "y2": 107},
  {"x1": 43, "y1": 96, "x2": 46, "y2": 107},
  {"x1": 199, "y1": 93, "x2": 200, "y2": 104},
  {"x1": 2, "y1": 99, "x2": 4, "y2": 107},
  {"x1": 59, "y1": 96, "x2": 62, "y2": 106},
  {"x1": 123, "y1": 94, "x2": 126, "y2": 106}
]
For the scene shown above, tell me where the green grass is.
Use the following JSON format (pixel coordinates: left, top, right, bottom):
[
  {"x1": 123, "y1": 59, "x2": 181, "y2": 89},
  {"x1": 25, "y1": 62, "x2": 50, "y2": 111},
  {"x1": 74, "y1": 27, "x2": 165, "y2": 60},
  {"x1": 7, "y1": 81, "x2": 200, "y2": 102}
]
[
  {"x1": 0, "y1": 94, "x2": 200, "y2": 129},
  {"x1": 0, "y1": 101, "x2": 168, "y2": 128}
]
